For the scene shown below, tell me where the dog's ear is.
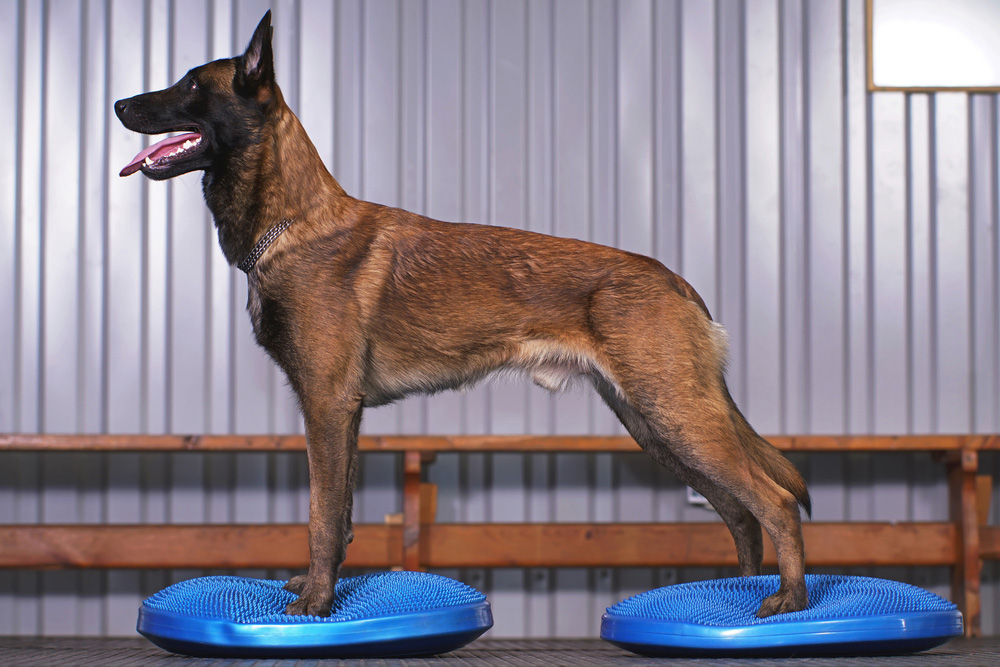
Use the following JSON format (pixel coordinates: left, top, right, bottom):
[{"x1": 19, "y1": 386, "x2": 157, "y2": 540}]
[{"x1": 237, "y1": 10, "x2": 274, "y2": 96}]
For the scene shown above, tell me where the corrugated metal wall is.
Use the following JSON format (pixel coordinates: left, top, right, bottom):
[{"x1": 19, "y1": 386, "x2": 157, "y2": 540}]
[{"x1": 1, "y1": 0, "x2": 999, "y2": 637}]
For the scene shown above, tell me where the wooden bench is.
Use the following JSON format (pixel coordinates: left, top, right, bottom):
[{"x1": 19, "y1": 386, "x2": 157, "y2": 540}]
[{"x1": 1, "y1": 434, "x2": 996, "y2": 636}]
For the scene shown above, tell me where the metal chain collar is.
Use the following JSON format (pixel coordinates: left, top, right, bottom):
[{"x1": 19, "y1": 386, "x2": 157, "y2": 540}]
[{"x1": 237, "y1": 218, "x2": 294, "y2": 273}]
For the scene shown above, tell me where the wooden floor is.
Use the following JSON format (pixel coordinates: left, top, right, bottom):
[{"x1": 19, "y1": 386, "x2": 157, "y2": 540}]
[{"x1": 1, "y1": 637, "x2": 998, "y2": 666}]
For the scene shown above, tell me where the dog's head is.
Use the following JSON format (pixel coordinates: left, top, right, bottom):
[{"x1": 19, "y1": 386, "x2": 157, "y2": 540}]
[{"x1": 115, "y1": 11, "x2": 277, "y2": 180}]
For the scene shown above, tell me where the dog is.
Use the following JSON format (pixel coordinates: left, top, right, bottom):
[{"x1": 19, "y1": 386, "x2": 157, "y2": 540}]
[{"x1": 115, "y1": 11, "x2": 810, "y2": 618}]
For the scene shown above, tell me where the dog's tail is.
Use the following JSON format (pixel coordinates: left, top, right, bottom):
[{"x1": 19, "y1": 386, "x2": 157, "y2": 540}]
[{"x1": 725, "y1": 387, "x2": 812, "y2": 518}]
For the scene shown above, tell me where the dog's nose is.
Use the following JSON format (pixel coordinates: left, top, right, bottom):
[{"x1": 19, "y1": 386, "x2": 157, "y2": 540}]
[{"x1": 114, "y1": 99, "x2": 129, "y2": 117}]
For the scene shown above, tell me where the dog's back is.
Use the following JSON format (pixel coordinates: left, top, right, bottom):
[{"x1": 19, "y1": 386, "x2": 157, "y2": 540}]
[{"x1": 116, "y1": 10, "x2": 809, "y2": 619}]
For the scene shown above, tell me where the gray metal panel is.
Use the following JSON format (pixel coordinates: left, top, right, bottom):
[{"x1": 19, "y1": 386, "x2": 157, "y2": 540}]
[
  {"x1": 801, "y1": 0, "x2": 847, "y2": 517},
  {"x1": 0, "y1": 0, "x2": 18, "y2": 440},
  {"x1": 41, "y1": 0, "x2": 82, "y2": 435},
  {"x1": 804, "y1": 0, "x2": 846, "y2": 434},
  {"x1": 716, "y1": 0, "x2": 746, "y2": 402},
  {"x1": 909, "y1": 95, "x2": 934, "y2": 434},
  {"x1": 779, "y1": 0, "x2": 807, "y2": 434},
  {"x1": 872, "y1": 91, "x2": 907, "y2": 433},
  {"x1": 745, "y1": 0, "x2": 782, "y2": 434},
  {"x1": 934, "y1": 94, "x2": 973, "y2": 433},
  {"x1": 843, "y1": 0, "x2": 874, "y2": 435},
  {"x1": 969, "y1": 96, "x2": 997, "y2": 435},
  {"x1": 17, "y1": 0, "x2": 44, "y2": 436},
  {"x1": 1, "y1": 0, "x2": 996, "y2": 637},
  {"x1": 681, "y1": 0, "x2": 717, "y2": 307},
  {"x1": 106, "y1": 0, "x2": 146, "y2": 435}
]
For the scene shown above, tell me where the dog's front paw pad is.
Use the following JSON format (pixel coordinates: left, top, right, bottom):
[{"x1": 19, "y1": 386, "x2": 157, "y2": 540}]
[
  {"x1": 285, "y1": 592, "x2": 333, "y2": 617},
  {"x1": 756, "y1": 589, "x2": 808, "y2": 618},
  {"x1": 283, "y1": 574, "x2": 308, "y2": 595}
]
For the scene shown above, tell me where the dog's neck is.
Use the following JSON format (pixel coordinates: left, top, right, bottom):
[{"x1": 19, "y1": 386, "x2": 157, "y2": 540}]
[{"x1": 203, "y1": 88, "x2": 347, "y2": 267}]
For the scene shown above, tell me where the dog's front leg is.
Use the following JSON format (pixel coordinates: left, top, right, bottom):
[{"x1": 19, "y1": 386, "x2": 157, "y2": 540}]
[{"x1": 284, "y1": 397, "x2": 362, "y2": 616}]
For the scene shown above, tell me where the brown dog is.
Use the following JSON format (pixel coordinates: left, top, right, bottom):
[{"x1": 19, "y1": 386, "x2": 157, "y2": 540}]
[{"x1": 115, "y1": 11, "x2": 810, "y2": 618}]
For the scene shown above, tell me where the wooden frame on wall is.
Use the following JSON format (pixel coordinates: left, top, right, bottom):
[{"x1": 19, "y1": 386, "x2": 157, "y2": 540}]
[{"x1": 867, "y1": 0, "x2": 1000, "y2": 92}]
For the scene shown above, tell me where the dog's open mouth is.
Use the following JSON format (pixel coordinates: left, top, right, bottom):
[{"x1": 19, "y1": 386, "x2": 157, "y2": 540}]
[{"x1": 120, "y1": 130, "x2": 204, "y2": 177}]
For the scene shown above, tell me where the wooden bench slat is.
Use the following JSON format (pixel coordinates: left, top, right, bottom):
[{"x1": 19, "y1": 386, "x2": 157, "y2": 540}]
[
  {"x1": 0, "y1": 522, "x2": 956, "y2": 570},
  {"x1": 0, "y1": 433, "x2": 991, "y2": 452},
  {"x1": 422, "y1": 522, "x2": 957, "y2": 568},
  {"x1": 0, "y1": 434, "x2": 309, "y2": 452},
  {"x1": 0, "y1": 525, "x2": 399, "y2": 570}
]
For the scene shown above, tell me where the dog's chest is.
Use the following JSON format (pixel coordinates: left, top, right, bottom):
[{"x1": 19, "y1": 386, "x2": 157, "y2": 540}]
[{"x1": 246, "y1": 281, "x2": 287, "y2": 359}]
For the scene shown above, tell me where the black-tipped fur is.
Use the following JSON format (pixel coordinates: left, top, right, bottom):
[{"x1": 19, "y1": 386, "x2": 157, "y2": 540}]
[{"x1": 115, "y1": 10, "x2": 811, "y2": 620}]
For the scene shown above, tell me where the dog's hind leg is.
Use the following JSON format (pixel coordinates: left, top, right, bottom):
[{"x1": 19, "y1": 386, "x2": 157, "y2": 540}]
[
  {"x1": 284, "y1": 393, "x2": 363, "y2": 617},
  {"x1": 592, "y1": 375, "x2": 764, "y2": 578},
  {"x1": 590, "y1": 299, "x2": 808, "y2": 617},
  {"x1": 677, "y1": 468, "x2": 764, "y2": 577},
  {"x1": 597, "y1": 374, "x2": 806, "y2": 616}
]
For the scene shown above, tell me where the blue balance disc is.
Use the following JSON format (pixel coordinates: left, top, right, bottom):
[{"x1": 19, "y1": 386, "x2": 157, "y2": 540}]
[
  {"x1": 137, "y1": 571, "x2": 493, "y2": 658},
  {"x1": 601, "y1": 575, "x2": 962, "y2": 657}
]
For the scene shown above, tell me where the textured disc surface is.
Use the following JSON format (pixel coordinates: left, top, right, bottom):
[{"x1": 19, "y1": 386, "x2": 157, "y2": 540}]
[
  {"x1": 138, "y1": 571, "x2": 492, "y2": 658},
  {"x1": 601, "y1": 574, "x2": 962, "y2": 657}
]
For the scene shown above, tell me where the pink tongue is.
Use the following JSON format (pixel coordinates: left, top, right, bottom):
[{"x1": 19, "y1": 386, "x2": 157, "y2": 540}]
[{"x1": 120, "y1": 132, "x2": 201, "y2": 177}]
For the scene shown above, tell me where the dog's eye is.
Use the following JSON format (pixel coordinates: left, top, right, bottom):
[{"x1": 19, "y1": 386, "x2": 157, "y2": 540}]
[{"x1": 188, "y1": 79, "x2": 198, "y2": 91}]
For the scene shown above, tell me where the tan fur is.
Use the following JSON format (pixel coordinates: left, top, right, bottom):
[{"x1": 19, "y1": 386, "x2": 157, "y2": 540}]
[{"x1": 115, "y1": 11, "x2": 811, "y2": 619}]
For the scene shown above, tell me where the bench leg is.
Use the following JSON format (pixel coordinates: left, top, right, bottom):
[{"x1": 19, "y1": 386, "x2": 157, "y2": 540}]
[
  {"x1": 947, "y1": 449, "x2": 980, "y2": 637},
  {"x1": 401, "y1": 451, "x2": 436, "y2": 571}
]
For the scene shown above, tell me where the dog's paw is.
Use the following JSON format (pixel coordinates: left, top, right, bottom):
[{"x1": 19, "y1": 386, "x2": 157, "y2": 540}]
[
  {"x1": 283, "y1": 574, "x2": 309, "y2": 595},
  {"x1": 284, "y1": 589, "x2": 334, "y2": 617},
  {"x1": 755, "y1": 586, "x2": 808, "y2": 618}
]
